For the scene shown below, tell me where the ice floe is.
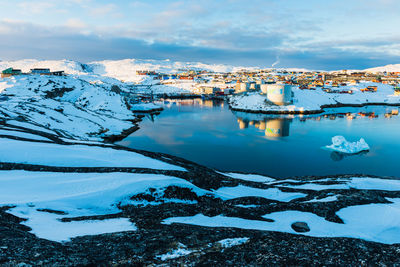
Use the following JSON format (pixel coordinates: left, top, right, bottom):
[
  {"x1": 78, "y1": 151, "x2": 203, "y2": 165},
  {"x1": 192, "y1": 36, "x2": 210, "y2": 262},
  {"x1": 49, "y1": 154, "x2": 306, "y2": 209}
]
[{"x1": 325, "y1": 135, "x2": 370, "y2": 154}]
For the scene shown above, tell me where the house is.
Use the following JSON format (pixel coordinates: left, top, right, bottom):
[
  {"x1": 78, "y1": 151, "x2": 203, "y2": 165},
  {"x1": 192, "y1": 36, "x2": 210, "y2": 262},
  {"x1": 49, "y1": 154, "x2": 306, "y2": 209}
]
[
  {"x1": 1, "y1": 68, "x2": 22, "y2": 78},
  {"x1": 30, "y1": 68, "x2": 51, "y2": 75}
]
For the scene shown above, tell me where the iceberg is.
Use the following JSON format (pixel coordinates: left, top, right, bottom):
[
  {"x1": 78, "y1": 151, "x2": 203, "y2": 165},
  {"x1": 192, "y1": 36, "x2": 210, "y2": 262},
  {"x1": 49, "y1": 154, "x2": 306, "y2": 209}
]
[{"x1": 325, "y1": 136, "x2": 370, "y2": 154}]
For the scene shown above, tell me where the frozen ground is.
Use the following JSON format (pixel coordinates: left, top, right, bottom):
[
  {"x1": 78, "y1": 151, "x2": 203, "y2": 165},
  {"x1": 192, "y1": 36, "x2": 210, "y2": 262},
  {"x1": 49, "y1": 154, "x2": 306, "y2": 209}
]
[{"x1": 1, "y1": 133, "x2": 400, "y2": 245}]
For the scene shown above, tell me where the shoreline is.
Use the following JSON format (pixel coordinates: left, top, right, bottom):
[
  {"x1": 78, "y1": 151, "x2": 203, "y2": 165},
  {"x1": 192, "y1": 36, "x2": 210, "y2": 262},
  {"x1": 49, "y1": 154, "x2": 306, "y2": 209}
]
[{"x1": 229, "y1": 101, "x2": 400, "y2": 115}]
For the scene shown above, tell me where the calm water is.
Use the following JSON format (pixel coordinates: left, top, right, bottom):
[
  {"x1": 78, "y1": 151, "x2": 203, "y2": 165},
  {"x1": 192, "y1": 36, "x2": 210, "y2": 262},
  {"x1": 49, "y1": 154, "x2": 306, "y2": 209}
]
[{"x1": 119, "y1": 99, "x2": 400, "y2": 178}]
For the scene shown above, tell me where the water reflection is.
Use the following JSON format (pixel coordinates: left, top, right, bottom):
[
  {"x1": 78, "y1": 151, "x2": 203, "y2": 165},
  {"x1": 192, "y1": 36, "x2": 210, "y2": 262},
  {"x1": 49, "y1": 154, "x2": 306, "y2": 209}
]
[
  {"x1": 233, "y1": 107, "x2": 400, "y2": 139},
  {"x1": 161, "y1": 98, "x2": 224, "y2": 109},
  {"x1": 236, "y1": 117, "x2": 291, "y2": 138},
  {"x1": 330, "y1": 150, "x2": 369, "y2": 161},
  {"x1": 120, "y1": 100, "x2": 400, "y2": 178}
]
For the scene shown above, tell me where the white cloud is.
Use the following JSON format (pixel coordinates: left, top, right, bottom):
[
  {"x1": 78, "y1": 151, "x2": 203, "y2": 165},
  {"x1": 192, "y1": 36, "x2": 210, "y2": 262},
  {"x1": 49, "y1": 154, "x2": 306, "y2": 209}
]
[
  {"x1": 17, "y1": 1, "x2": 55, "y2": 14},
  {"x1": 65, "y1": 18, "x2": 87, "y2": 29},
  {"x1": 89, "y1": 4, "x2": 118, "y2": 17}
]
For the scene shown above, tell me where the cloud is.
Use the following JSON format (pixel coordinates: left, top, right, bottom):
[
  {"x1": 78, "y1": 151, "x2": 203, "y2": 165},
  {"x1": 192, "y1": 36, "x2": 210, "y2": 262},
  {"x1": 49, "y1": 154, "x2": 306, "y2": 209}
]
[
  {"x1": 0, "y1": 20, "x2": 398, "y2": 70},
  {"x1": 0, "y1": 0, "x2": 399, "y2": 70},
  {"x1": 65, "y1": 18, "x2": 87, "y2": 29},
  {"x1": 89, "y1": 3, "x2": 120, "y2": 17},
  {"x1": 17, "y1": 1, "x2": 55, "y2": 14}
]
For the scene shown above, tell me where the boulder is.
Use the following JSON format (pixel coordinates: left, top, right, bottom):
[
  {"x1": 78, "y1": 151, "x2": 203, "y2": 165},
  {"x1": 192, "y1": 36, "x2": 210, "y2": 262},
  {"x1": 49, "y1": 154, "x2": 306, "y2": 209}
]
[{"x1": 291, "y1": 221, "x2": 310, "y2": 233}]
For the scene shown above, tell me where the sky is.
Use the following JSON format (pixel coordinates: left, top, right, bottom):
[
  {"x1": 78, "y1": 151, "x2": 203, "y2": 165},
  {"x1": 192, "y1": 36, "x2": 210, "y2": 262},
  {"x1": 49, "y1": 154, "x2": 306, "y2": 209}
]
[{"x1": 0, "y1": 0, "x2": 399, "y2": 70}]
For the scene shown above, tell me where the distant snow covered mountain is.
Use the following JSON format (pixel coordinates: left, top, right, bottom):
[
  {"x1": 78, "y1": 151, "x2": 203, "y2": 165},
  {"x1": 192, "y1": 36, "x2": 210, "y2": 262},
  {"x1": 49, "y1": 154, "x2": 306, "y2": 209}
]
[{"x1": 364, "y1": 64, "x2": 400, "y2": 73}]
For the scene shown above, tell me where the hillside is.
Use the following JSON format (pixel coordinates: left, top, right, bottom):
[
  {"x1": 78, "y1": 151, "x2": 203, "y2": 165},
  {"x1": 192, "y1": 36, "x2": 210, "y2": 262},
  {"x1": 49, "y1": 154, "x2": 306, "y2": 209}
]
[
  {"x1": 364, "y1": 64, "x2": 400, "y2": 73},
  {"x1": 0, "y1": 74, "x2": 145, "y2": 141}
]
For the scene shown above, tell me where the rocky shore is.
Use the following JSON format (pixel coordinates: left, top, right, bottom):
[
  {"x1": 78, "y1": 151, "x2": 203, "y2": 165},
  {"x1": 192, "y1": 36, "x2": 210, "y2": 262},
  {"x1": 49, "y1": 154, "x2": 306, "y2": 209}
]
[{"x1": 1, "y1": 124, "x2": 400, "y2": 266}]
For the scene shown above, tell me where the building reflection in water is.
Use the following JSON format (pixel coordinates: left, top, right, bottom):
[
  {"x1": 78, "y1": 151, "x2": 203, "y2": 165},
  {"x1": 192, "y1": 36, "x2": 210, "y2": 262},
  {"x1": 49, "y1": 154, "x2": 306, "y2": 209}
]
[
  {"x1": 265, "y1": 119, "x2": 290, "y2": 138},
  {"x1": 236, "y1": 117, "x2": 292, "y2": 138},
  {"x1": 234, "y1": 106, "x2": 400, "y2": 139},
  {"x1": 160, "y1": 98, "x2": 224, "y2": 108}
]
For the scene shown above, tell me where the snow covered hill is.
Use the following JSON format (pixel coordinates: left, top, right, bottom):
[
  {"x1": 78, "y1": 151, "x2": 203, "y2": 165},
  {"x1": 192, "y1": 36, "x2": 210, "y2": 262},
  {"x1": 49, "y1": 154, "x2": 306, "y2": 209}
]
[
  {"x1": 0, "y1": 59, "x2": 89, "y2": 75},
  {"x1": 364, "y1": 64, "x2": 400, "y2": 73},
  {"x1": 0, "y1": 75, "x2": 138, "y2": 140},
  {"x1": 0, "y1": 58, "x2": 241, "y2": 84},
  {"x1": 89, "y1": 59, "x2": 242, "y2": 83}
]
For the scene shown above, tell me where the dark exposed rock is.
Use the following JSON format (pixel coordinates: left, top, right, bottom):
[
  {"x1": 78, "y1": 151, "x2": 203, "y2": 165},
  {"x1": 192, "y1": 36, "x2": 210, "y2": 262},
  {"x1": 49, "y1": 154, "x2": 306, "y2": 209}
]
[
  {"x1": 44, "y1": 87, "x2": 74, "y2": 98},
  {"x1": 110, "y1": 85, "x2": 121, "y2": 94},
  {"x1": 291, "y1": 222, "x2": 310, "y2": 233}
]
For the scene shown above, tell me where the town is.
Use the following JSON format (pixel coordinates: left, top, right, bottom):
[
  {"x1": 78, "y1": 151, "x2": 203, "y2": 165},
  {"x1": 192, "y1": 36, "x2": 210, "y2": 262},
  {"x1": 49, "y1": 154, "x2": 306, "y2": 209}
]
[{"x1": 3, "y1": 66, "x2": 400, "y2": 108}]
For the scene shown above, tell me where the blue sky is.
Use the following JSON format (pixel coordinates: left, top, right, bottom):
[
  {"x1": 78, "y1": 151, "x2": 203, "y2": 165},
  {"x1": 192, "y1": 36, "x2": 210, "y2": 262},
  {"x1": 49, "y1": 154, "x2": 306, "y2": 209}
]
[{"x1": 0, "y1": 0, "x2": 399, "y2": 70}]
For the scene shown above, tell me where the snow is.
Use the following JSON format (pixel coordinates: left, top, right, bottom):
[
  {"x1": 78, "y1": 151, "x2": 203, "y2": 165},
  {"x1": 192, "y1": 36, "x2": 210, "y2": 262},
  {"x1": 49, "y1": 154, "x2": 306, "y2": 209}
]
[
  {"x1": 305, "y1": 195, "x2": 338, "y2": 203},
  {"x1": 0, "y1": 129, "x2": 50, "y2": 141},
  {"x1": 5, "y1": 120, "x2": 59, "y2": 135},
  {"x1": 364, "y1": 64, "x2": 400, "y2": 73},
  {"x1": 0, "y1": 75, "x2": 137, "y2": 140},
  {"x1": 10, "y1": 207, "x2": 136, "y2": 242},
  {"x1": 214, "y1": 185, "x2": 306, "y2": 202},
  {"x1": 163, "y1": 198, "x2": 400, "y2": 244},
  {"x1": 217, "y1": 237, "x2": 249, "y2": 248},
  {"x1": 89, "y1": 58, "x2": 243, "y2": 83},
  {"x1": 325, "y1": 136, "x2": 370, "y2": 154},
  {"x1": 235, "y1": 204, "x2": 259, "y2": 208},
  {"x1": 0, "y1": 170, "x2": 208, "y2": 241},
  {"x1": 0, "y1": 138, "x2": 185, "y2": 171},
  {"x1": 0, "y1": 59, "x2": 88, "y2": 75},
  {"x1": 280, "y1": 177, "x2": 400, "y2": 191},
  {"x1": 157, "y1": 243, "x2": 195, "y2": 261},
  {"x1": 280, "y1": 182, "x2": 348, "y2": 191},
  {"x1": 222, "y1": 172, "x2": 275, "y2": 183},
  {"x1": 130, "y1": 199, "x2": 197, "y2": 206}
]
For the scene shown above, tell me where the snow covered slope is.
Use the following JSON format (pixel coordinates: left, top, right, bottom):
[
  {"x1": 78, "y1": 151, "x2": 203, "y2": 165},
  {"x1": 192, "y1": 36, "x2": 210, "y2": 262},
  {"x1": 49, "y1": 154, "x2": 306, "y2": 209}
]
[
  {"x1": 0, "y1": 58, "x2": 249, "y2": 84},
  {"x1": 364, "y1": 64, "x2": 400, "y2": 73},
  {"x1": 0, "y1": 59, "x2": 89, "y2": 75},
  {"x1": 0, "y1": 75, "x2": 135, "y2": 140}
]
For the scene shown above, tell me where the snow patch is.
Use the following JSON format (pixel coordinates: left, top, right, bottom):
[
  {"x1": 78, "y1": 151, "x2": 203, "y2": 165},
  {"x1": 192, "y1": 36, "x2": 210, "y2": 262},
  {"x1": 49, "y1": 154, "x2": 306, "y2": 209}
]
[
  {"x1": 157, "y1": 243, "x2": 195, "y2": 261},
  {"x1": 222, "y1": 172, "x2": 275, "y2": 183},
  {"x1": 217, "y1": 237, "x2": 249, "y2": 248},
  {"x1": 1, "y1": 170, "x2": 206, "y2": 241},
  {"x1": 0, "y1": 138, "x2": 185, "y2": 171},
  {"x1": 214, "y1": 185, "x2": 306, "y2": 202},
  {"x1": 163, "y1": 199, "x2": 400, "y2": 244}
]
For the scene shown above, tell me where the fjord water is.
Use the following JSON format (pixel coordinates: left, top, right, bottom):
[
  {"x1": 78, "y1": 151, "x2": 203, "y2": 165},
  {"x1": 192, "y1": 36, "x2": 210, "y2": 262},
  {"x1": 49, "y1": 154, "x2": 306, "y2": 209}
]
[{"x1": 119, "y1": 99, "x2": 400, "y2": 178}]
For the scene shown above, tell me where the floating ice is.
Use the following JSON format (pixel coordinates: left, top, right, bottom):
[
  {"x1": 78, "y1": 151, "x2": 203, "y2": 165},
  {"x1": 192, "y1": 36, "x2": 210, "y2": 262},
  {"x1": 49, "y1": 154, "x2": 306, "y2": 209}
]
[{"x1": 325, "y1": 135, "x2": 370, "y2": 154}]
